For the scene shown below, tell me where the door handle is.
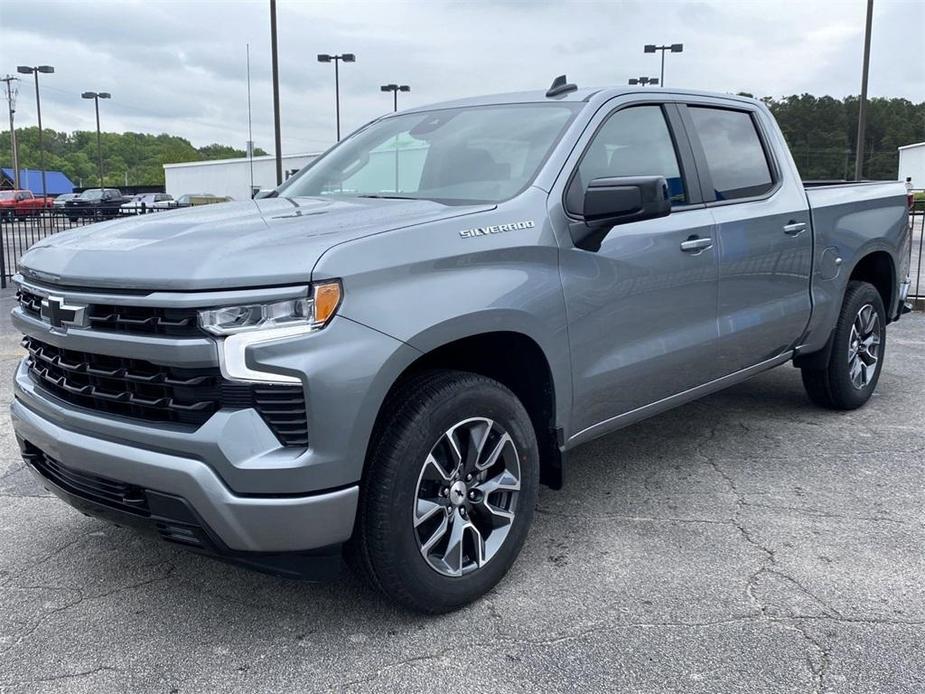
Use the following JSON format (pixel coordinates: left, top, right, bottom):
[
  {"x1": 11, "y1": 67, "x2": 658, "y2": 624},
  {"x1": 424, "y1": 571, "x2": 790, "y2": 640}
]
[
  {"x1": 783, "y1": 221, "x2": 807, "y2": 236},
  {"x1": 680, "y1": 236, "x2": 713, "y2": 254}
]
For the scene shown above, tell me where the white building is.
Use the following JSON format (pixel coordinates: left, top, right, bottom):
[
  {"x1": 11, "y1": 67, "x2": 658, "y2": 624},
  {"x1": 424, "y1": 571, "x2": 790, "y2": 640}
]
[
  {"x1": 163, "y1": 152, "x2": 320, "y2": 201},
  {"x1": 898, "y1": 142, "x2": 925, "y2": 188}
]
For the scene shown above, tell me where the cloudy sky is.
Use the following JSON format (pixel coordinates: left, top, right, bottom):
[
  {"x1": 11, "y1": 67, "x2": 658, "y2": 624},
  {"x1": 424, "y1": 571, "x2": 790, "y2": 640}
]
[{"x1": 1, "y1": 0, "x2": 922, "y2": 154}]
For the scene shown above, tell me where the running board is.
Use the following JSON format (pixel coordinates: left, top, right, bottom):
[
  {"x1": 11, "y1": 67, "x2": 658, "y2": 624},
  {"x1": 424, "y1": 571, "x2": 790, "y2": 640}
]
[{"x1": 567, "y1": 352, "x2": 793, "y2": 448}]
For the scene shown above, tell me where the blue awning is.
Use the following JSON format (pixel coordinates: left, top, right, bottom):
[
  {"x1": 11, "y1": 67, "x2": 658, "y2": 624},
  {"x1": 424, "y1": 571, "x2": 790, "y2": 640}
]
[{"x1": 1, "y1": 168, "x2": 76, "y2": 195}]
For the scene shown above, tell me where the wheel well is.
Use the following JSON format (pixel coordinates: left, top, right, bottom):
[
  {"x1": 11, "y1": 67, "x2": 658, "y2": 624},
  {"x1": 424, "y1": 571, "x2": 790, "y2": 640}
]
[
  {"x1": 371, "y1": 331, "x2": 563, "y2": 489},
  {"x1": 849, "y1": 251, "x2": 894, "y2": 315}
]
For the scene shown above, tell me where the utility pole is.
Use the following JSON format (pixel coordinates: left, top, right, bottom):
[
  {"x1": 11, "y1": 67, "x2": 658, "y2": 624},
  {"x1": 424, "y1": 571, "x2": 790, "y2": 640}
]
[
  {"x1": 854, "y1": 0, "x2": 874, "y2": 181},
  {"x1": 1, "y1": 76, "x2": 20, "y2": 188},
  {"x1": 270, "y1": 0, "x2": 283, "y2": 185}
]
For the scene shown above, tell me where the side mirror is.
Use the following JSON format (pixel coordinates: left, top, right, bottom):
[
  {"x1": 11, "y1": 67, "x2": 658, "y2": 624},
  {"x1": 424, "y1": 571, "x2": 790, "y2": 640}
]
[{"x1": 572, "y1": 176, "x2": 671, "y2": 250}]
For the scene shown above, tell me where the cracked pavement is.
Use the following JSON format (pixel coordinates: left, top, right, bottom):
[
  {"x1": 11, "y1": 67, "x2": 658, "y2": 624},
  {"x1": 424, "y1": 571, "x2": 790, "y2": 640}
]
[{"x1": 0, "y1": 286, "x2": 922, "y2": 693}]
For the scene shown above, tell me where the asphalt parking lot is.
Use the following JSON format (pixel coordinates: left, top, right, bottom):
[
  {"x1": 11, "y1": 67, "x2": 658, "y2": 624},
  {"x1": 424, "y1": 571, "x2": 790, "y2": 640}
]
[{"x1": 0, "y1": 290, "x2": 922, "y2": 694}]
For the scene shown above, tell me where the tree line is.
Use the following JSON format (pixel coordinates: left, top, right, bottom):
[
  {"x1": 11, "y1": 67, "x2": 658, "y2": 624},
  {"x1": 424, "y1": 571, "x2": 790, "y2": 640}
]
[
  {"x1": 1, "y1": 94, "x2": 923, "y2": 188},
  {"x1": 757, "y1": 94, "x2": 924, "y2": 181},
  {"x1": 0, "y1": 128, "x2": 267, "y2": 188}
]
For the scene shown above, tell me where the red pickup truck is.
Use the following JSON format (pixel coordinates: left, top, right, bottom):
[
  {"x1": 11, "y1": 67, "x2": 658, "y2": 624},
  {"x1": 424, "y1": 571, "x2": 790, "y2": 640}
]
[{"x1": 0, "y1": 190, "x2": 54, "y2": 220}]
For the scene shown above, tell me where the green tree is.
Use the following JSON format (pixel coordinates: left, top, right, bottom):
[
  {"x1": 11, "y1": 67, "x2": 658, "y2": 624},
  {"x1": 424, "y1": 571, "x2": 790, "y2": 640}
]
[{"x1": 0, "y1": 127, "x2": 270, "y2": 187}]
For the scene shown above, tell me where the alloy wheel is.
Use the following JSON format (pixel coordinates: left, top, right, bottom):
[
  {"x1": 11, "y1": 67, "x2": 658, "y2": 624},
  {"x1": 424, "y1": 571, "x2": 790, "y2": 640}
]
[
  {"x1": 848, "y1": 303, "x2": 881, "y2": 389},
  {"x1": 413, "y1": 417, "x2": 521, "y2": 577}
]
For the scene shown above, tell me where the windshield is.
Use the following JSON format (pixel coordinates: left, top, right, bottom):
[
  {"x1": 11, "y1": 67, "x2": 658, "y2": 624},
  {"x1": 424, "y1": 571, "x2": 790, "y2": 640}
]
[
  {"x1": 0, "y1": 192, "x2": 14, "y2": 200},
  {"x1": 280, "y1": 103, "x2": 580, "y2": 205},
  {"x1": 79, "y1": 189, "x2": 103, "y2": 200}
]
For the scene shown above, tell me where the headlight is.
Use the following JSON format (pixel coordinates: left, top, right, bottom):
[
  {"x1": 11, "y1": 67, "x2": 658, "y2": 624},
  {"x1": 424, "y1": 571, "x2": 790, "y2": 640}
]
[
  {"x1": 201, "y1": 281, "x2": 342, "y2": 384},
  {"x1": 199, "y1": 281, "x2": 342, "y2": 335}
]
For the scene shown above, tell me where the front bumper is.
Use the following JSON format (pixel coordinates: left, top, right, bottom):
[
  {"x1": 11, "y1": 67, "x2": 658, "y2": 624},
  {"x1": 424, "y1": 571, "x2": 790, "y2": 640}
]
[{"x1": 11, "y1": 395, "x2": 358, "y2": 556}]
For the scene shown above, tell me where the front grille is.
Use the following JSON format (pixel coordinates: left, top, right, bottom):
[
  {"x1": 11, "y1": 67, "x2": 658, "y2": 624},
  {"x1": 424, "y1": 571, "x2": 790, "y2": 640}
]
[
  {"x1": 16, "y1": 287, "x2": 202, "y2": 337},
  {"x1": 16, "y1": 288, "x2": 43, "y2": 315},
  {"x1": 22, "y1": 441, "x2": 150, "y2": 516},
  {"x1": 24, "y1": 336, "x2": 223, "y2": 425},
  {"x1": 23, "y1": 336, "x2": 308, "y2": 445}
]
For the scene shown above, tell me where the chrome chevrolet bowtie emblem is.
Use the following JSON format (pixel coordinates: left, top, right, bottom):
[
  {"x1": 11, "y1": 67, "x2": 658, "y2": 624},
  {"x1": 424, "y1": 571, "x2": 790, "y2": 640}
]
[{"x1": 40, "y1": 296, "x2": 88, "y2": 331}]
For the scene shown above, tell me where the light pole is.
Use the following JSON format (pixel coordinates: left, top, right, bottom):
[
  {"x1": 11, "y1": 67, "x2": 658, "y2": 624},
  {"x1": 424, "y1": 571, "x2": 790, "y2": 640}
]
[
  {"x1": 82, "y1": 91, "x2": 110, "y2": 188},
  {"x1": 379, "y1": 84, "x2": 410, "y2": 193},
  {"x1": 380, "y1": 83, "x2": 410, "y2": 112},
  {"x1": 317, "y1": 53, "x2": 356, "y2": 141},
  {"x1": 643, "y1": 43, "x2": 683, "y2": 86},
  {"x1": 270, "y1": 0, "x2": 282, "y2": 185},
  {"x1": 854, "y1": 0, "x2": 874, "y2": 181},
  {"x1": 16, "y1": 65, "x2": 54, "y2": 199},
  {"x1": 628, "y1": 77, "x2": 660, "y2": 87}
]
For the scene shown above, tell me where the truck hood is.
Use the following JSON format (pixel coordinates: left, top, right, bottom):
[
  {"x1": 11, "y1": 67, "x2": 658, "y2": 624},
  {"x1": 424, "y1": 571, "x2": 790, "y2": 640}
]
[{"x1": 20, "y1": 197, "x2": 491, "y2": 290}]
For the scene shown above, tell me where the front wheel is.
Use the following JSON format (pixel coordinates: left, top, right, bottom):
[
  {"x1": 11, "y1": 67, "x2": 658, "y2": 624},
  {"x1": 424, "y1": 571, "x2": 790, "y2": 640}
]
[
  {"x1": 801, "y1": 280, "x2": 886, "y2": 410},
  {"x1": 349, "y1": 370, "x2": 539, "y2": 613}
]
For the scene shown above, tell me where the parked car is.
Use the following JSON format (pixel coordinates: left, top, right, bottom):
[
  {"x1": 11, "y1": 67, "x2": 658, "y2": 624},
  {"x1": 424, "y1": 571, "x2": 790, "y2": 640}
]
[
  {"x1": 64, "y1": 188, "x2": 129, "y2": 220},
  {"x1": 154, "y1": 193, "x2": 232, "y2": 209},
  {"x1": 11, "y1": 83, "x2": 912, "y2": 613},
  {"x1": 52, "y1": 193, "x2": 80, "y2": 208},
  {"x1": 0, "y1": 190, "x2": 54, "y2": 220},
  {"x1": 121, "y1": 193, "x2": 173, "y2": 211}
]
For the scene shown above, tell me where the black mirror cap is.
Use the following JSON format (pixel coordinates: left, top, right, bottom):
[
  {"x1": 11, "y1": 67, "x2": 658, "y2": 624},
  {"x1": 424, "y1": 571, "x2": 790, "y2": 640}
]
[
  {"x1": 572, "y1": 176, "x2": 671, "y2": 251},
  {"x1": 584, "y1": 176, "x2": 671, "y2": 225}
]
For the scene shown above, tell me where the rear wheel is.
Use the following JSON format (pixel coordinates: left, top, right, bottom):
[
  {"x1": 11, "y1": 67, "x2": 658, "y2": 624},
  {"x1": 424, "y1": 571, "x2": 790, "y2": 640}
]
[
  {"x1": 348, "y1": 370, "x2": 539, "y2": 613},
  {"x1": 801, "y1": 281, "x2": 886, "y2": 410}
]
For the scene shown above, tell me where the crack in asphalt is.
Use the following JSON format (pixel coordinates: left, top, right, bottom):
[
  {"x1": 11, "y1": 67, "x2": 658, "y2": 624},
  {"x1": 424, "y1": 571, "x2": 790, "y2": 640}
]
[
  {"x1": 1, "y1": 665, "x2": 120, "y2": 687},
  {"x1": 706, "y1": 454, "x2": 839, "y2": 692},
  {"x1": 0, "y1": 561, "x2": 177, "y2": 656}
]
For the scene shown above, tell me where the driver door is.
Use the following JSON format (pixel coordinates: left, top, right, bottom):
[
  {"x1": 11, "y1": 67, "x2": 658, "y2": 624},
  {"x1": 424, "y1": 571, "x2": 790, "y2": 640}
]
[{"x1": 552, "y1": 101, "x2": 722, "y2": 440}]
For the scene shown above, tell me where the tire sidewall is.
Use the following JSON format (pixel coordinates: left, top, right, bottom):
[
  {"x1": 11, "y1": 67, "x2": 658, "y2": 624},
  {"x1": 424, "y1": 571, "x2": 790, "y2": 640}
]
[
  {"x1": 829, "y1": 283, "x2": 886, "y2": 408},
  {"x1": 368, "y1": 376, "x2": 539, "y2": 610}
]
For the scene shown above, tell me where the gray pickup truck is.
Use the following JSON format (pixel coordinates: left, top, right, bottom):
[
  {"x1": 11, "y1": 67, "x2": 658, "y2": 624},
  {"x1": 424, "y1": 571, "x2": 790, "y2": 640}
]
[{"x1": 10, "y1": 80, "x2": 911, "y2": 613}]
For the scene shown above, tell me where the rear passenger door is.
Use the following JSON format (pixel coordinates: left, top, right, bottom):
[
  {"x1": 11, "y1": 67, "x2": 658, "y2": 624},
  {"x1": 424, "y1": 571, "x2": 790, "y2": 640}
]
[{"x1": 680, "y1": 102, "x2": 813, "y2": 373}]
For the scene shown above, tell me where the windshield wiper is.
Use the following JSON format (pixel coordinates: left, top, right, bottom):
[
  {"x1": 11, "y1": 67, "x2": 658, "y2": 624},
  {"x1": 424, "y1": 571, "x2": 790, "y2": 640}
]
[{"x1": 356, "y1": 194, "x2": 420, "y2": 200}]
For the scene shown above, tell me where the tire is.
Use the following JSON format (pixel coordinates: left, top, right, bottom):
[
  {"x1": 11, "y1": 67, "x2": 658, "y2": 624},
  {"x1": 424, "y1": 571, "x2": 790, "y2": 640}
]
[
  {"x1": 348, "y1": 369, "x2": 539, "y2": 613},
  {"x1": 801, "y1": 280, "x2": 886, "y2": 410}
]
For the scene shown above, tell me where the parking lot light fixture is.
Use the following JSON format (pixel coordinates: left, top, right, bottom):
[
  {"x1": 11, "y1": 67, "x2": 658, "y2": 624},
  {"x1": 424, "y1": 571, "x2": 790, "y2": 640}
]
[
  {"x1": 82, "y1": 91, "x2": 111, "y2": 189},
  {"x1": 380, "y1": 83, "x2": 411, "y2": 112},
  {"x1": 643, "y1": 43, "x2": 683, "y2": 86},
  {"x1": 16, "y1": 65, "x2": 54, "y2": 199},
  {"x1": 317, "y1": 53, "x2": 356, "y2": 141},
  {"x1": 628, "y1": 77, "x2": 659, "y2": 87}
]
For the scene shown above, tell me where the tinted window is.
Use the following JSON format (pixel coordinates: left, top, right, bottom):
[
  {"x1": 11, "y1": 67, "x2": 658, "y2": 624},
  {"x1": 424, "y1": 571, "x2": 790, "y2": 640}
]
[
  {"x1": 568, "y1": 105, "x2": 686, "y2": 214},
  {"x1": 688, "y1": 107, "x2": 774, "y2": 200}
]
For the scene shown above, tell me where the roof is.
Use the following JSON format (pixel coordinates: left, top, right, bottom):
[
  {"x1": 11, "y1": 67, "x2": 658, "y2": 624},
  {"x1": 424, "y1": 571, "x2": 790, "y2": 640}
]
[
  {"x1": 898, "y1": 142, "x2": 925, "y2": 151},
  {"x1": 400, "y1": 86, "x2": 763, "y2": 114},
  {"x1": 163, "y1": 152, "x2": 321, "y2": 170},
  {"x1": 1, "y1": 168, "x2": 76, "y2": 195}
]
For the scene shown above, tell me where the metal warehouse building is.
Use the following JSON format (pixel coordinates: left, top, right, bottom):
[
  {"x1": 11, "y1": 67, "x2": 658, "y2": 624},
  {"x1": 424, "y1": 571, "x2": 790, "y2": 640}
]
[
  {"x1": 898, "y1": 142, "x2": 925, "y2": 187},
  {"x1": 163, "y1": 152, "x2": 320, "y2": 201}
]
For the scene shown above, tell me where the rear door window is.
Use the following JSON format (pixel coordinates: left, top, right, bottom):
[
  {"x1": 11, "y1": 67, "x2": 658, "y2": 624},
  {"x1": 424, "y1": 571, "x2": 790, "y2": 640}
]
[{"x1": 687, "y1": 107, "x2": 774, "y2": 201}]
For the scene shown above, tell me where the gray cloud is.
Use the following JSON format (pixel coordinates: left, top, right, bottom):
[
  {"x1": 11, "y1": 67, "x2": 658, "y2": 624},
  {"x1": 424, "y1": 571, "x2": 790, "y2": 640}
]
[{"x1": 1, "y1": 0, "x2": 922, "y2": 155}]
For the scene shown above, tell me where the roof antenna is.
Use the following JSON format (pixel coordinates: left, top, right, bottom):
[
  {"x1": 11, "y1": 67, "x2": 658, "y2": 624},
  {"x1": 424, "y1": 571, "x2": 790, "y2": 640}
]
[{"x1": 546, "y1": 74, "x2": 577, "y2": 98}]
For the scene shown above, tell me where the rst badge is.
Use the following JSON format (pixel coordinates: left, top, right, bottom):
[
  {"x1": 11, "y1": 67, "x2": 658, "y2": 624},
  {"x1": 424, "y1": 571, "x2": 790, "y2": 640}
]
[{"x1": 459, "y1": 220, "x2": 535, "y2": 239}]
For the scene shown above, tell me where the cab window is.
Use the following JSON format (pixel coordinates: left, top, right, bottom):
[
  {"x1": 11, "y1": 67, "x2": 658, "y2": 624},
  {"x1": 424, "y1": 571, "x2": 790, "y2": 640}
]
[{"x1": 567, "y1": 105, "x2": 687, "y2": 215}]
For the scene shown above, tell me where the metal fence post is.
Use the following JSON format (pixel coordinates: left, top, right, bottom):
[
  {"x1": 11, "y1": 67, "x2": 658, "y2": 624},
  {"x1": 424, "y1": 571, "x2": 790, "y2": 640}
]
[{"x1": 0, "y1": 221, "x2": 7, "y2": 289}]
